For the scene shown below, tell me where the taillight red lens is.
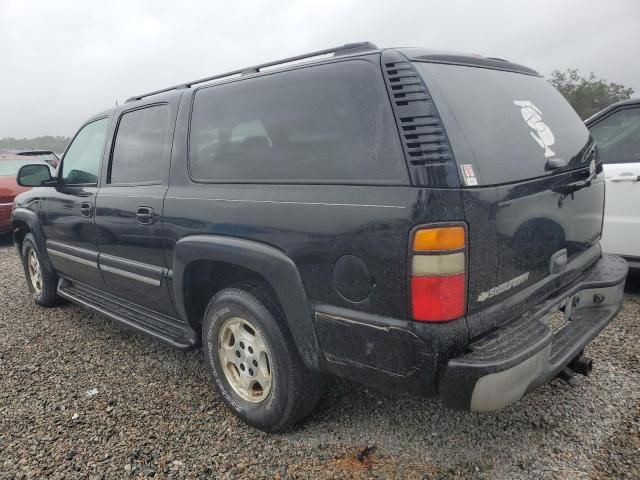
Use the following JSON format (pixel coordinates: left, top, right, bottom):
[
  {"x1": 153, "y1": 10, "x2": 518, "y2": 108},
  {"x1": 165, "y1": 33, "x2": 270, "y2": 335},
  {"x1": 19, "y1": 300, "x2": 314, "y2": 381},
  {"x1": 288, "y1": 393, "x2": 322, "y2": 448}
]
[
  {"x1": 411, "y1": 274, "x2": 465, "y2": 322},
  {"x1": 410, "y1": 225, "x2": 467, "y2": 322}
]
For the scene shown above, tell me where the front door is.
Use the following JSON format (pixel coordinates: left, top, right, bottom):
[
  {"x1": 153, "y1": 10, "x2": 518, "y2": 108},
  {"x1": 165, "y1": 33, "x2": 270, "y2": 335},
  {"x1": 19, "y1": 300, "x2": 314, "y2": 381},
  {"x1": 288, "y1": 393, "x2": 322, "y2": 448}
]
[
  {"x1": 589, "y1": 106, "x2": 640, "y2": 259},
  {"x1": 95, "y1": 101, "x2": 177, "y2": 316},
  {"x1": 42, "y1": 117, "x2": 110, "y2": 288}
]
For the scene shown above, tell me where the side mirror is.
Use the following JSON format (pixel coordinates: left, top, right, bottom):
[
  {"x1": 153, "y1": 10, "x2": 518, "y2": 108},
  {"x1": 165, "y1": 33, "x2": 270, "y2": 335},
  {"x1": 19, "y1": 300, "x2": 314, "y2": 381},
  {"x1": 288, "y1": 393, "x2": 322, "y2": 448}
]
[{"x1": 17, "y1": 164, "x2": 54, "y2": 187}]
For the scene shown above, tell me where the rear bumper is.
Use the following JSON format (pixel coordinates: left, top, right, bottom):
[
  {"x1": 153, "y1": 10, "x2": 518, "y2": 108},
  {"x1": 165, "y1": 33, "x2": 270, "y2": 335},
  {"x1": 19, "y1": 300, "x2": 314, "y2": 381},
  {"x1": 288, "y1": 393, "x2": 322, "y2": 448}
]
[{"x1": 439, "y1": 254, "x2": 628, "y2": 411}]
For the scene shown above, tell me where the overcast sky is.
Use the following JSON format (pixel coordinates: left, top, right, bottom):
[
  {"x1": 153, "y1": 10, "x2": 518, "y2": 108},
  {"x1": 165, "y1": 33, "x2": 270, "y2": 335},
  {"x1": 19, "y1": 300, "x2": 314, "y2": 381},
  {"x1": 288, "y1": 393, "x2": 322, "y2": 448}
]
[{"x1": 1, "y1": 0, "x2": 638, "y2": 138}]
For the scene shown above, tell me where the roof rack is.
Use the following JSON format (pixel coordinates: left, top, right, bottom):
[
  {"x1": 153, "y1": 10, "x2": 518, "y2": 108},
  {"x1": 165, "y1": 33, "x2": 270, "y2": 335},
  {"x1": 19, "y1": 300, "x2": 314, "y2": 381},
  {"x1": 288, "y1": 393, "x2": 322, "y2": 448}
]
[{"x1": 125, "y1": 42, "x2": 378, "y2": 103}]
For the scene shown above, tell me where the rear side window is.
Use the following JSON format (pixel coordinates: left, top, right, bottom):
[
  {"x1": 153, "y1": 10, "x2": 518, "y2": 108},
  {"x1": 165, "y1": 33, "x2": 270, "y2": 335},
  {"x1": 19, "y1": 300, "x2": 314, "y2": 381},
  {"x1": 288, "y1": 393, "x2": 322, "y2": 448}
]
[
  {"x1": 189, "y1": 60, "x2": 407, "y2": 184},
  {"x1": 589, "y1": 108, "x2": 640, "y2": 164},
  {"x1": 414, "y1": 62, "x2": 591, "y2": 186},
  {"x1": 109, "y1": 104, "x2": 172, "y2": 184}
]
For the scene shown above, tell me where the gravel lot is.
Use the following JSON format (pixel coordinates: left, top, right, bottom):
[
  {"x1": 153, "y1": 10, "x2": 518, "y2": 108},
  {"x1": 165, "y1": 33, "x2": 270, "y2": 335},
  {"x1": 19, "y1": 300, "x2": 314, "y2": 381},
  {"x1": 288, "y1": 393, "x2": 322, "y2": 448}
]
[{"x1": 1, "y1": 237, "x2": 639, "y2": 480}]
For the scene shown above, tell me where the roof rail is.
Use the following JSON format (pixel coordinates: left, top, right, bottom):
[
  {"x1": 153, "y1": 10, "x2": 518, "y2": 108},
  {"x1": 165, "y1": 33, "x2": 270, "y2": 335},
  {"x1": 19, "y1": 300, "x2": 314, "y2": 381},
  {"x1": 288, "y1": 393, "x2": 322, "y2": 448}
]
[{"x1": 125, "y1": 42, "x2": 378, "y2": 103}]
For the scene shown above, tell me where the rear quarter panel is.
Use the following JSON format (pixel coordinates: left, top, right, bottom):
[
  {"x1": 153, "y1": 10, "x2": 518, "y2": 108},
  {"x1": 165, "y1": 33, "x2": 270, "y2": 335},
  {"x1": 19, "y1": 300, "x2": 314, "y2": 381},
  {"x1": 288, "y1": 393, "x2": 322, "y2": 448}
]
[{"x1": 162, "y1": 184, "x2": 451, "y2": 319}]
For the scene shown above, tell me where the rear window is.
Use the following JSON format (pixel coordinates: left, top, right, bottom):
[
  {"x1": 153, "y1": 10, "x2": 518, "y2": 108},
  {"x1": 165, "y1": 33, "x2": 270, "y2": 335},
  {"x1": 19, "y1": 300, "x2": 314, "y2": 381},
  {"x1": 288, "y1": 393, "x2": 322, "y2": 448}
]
[
  {"x1": 414, "y1": 62, "x2": 591, "y2": 186},
  {"x1": 0, "y1": 160, "x2": 31, "y2": 176},
  {"x1": 189, "y1": 60, "x2": 407, "y2": 184}
]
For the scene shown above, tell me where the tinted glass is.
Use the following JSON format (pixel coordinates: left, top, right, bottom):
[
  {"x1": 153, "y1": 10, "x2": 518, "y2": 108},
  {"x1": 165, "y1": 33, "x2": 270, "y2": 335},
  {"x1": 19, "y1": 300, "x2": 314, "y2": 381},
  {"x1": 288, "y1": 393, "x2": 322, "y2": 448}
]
[
  {"x1": 110, "y1": 105, "x2": 171, "y2": 184},
  {"x1": 414, "y1": 62, "x2": 591, "y2": 186},
  {"x1": 62, "y1": 118, "x2": 109, "y2": 184},
  {"x1": 189, "y1": 60, "x2": 407, "y2": 183},
  {"x1": 589, "y1": 108, "x2": 640, "y2": 164}
]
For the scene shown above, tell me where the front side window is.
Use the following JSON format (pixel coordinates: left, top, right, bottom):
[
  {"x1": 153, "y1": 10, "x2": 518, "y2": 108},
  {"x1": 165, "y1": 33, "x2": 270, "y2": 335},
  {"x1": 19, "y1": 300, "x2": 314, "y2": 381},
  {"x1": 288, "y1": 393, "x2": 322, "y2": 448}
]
[
  {"x1": 61, "y1": 118, "x2": 109, "y2": 184},
  {"x1": 189, "y1": 60, "x2": 407, "y2": 183},
  {"x1": 109, "y1": 105, "x2": 171, "y2": 184},
  {"x1": 589, "y1": 108, "x2": 640, "y2": 164}
]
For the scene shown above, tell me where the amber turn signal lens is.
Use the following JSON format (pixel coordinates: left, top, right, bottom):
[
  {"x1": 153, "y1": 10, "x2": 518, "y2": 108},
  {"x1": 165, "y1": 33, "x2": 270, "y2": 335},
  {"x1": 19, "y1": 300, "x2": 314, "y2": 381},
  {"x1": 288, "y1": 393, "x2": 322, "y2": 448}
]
[{"x1": 413, "y1": 226, "x2": 465, "y2": 252}]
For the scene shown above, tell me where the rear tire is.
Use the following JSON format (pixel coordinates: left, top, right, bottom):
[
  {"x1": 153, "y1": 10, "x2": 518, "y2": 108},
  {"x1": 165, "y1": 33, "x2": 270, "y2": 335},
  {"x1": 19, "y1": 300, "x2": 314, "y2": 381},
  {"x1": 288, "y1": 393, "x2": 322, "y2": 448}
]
[
  {"x1": 202, "y1": 285, "x2": 322, "y2": 432},
  {"x1": 21, "y1": 233, "x2": 59, "y2": 307}
]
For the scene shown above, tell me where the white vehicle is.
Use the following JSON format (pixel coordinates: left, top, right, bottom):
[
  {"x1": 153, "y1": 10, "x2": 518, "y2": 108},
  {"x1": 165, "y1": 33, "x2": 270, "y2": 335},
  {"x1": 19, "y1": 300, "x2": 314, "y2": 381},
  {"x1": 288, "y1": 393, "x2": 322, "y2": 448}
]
[{"x1": 587, "y1": 99, "x2": 640, "y2": 269}]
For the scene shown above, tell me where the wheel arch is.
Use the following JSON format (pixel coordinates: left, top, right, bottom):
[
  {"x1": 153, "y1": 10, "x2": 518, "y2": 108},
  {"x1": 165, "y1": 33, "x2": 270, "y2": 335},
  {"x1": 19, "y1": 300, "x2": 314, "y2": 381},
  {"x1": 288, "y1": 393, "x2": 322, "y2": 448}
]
[
  {"x1": 173, "y1": 235, "x2": 321, "y2": 370},
  {"x1": 11, "y1": 208, "x2": 55, "y2": 274}
]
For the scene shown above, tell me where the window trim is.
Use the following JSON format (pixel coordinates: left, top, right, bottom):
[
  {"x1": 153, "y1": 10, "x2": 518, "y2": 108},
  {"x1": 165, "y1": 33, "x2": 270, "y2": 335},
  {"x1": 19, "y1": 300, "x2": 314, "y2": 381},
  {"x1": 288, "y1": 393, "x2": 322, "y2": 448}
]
[
  {"x1": 105, "y1": 102, "x2": 170, "y2": 187},
  {"x1": 588, "y1": 105, "x2": 640, "y2": 166},
  {"x1": 185, "y1": 58, "x2": 408, "y2": 186},
  {"x1": 59, "y1": 116, "x2": 110, "y2": 187}
]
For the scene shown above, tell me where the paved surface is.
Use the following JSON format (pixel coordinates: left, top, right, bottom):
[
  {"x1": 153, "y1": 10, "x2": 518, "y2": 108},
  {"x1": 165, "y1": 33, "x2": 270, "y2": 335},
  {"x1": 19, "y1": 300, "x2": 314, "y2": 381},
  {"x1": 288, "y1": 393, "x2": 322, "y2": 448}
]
[{"x1": 0, "y1": 236, "x2": 639, "y2": 479}]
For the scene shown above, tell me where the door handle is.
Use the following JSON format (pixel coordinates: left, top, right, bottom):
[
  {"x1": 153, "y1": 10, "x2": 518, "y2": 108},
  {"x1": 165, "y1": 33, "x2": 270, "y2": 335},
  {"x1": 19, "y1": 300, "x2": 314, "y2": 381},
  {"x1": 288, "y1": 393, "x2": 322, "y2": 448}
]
[
  {"x1": 136, "y1": 206, "x2": 154, "y2": 225},
  {"x1": 80, "y1": 202, "x2": 93, "y2": 218},
  {"x1": 610, "y1": 174, "x2": 640, "y2": 182}
]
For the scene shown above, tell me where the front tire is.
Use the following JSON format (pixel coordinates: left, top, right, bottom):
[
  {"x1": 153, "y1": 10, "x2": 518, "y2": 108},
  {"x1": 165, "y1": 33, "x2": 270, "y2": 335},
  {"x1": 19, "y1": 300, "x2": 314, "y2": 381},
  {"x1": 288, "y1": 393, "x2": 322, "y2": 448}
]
[
  {"x1": 202, "y1": 285, "x2": 322, "y2": 432},
  {"x1": 21, "y1": 233, "x2": 59, "y2": 307}
]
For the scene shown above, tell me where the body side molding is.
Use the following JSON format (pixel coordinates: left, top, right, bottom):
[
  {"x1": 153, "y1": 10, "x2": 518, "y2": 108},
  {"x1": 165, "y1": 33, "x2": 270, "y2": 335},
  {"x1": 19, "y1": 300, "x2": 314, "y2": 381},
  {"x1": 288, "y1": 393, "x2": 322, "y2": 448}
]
[
  {"x1": 46, "y1": 240, "x2": 99, "y2": 267},
  {"x1": 99, "y1": 253, "x2": 165, "y2": 286}
]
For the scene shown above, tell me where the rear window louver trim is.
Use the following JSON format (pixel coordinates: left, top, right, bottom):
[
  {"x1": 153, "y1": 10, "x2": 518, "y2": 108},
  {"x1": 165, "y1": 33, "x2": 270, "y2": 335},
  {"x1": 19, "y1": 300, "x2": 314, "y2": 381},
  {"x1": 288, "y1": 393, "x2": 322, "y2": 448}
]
[{"x1": 381, "y1": 50, "x2": 460, "y2": 188}]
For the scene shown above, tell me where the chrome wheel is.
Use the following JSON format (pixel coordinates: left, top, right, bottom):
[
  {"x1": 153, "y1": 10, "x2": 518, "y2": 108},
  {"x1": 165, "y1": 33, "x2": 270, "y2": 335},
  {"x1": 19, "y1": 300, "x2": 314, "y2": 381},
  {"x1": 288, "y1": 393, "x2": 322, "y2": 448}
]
[
  {"x1": 27, "y1": 249, "x2": 43, "y2": 294},
  {"x1": 218, "y1": 317, "x2": 272, "y2": 403}
]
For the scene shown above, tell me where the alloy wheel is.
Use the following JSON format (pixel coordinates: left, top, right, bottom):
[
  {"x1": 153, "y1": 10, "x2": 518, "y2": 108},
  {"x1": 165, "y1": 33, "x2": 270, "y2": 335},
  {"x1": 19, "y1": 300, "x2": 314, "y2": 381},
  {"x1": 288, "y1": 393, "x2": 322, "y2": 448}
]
[
  {"x1": 217, "y1": 316, "x2": 273, "y2": 403},
  {"x1": 27, "y1": 249, "x2": 43, "y2": 294}
]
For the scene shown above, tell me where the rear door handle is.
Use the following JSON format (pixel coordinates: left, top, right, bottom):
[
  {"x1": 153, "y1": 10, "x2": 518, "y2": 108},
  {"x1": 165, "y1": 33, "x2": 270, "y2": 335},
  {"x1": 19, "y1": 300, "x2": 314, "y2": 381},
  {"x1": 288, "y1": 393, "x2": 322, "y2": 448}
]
[
  {"x1": 610, "y1": 173, "x2": 640, "y2": 182},
  {"x1": 136, "y1": 206, "x2": 154, "y2": 225},
  {"x1": 80, "y1": 202, "x2": 93, "y2": 218}
]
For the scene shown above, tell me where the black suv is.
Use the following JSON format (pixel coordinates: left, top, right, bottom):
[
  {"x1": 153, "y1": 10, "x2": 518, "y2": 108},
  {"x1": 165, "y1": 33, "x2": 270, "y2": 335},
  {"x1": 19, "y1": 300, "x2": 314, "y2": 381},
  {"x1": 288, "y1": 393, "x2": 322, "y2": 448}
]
[{"x1": 12, "y1": 43, "x2": 628, "y2": 432}]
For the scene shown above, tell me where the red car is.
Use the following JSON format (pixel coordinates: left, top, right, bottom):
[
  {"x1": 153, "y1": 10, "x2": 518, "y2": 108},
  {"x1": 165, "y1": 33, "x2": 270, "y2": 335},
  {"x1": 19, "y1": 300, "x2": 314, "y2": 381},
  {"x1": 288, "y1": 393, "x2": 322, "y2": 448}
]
[{"x1": 0, "y1": 155, "x2": 52, "y2": 233}]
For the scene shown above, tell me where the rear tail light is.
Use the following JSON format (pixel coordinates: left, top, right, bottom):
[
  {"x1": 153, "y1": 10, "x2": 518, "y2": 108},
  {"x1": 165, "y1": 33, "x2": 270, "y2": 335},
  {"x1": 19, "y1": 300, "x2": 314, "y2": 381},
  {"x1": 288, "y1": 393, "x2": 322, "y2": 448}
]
[{"x1": 410, "y1": 225, "x2": 467, "y2": 322}]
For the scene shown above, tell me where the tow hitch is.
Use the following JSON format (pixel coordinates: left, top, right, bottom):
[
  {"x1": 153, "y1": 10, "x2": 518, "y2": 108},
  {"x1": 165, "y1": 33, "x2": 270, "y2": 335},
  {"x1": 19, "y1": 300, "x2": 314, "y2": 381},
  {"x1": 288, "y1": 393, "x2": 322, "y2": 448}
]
[
  {"x1": 568, "y1": 352, "x2": 593, "y2": 376},
  {"x1": 557, "y1": 351, "x2": 593, "y2": 385}
]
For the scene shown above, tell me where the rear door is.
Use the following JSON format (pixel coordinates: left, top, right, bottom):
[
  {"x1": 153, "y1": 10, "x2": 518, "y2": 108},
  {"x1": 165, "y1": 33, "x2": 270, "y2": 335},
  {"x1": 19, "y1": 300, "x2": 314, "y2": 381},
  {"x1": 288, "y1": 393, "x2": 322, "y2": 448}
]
[
  {"x1": 413, "y1": 62, "x2": 602, "y2": 316},
  {"x1": 95, "y1": 98, "x2": 178, "y2": 316},
  {"x1": 588, "y1": 105, "x2": 640, "y2": 259}
]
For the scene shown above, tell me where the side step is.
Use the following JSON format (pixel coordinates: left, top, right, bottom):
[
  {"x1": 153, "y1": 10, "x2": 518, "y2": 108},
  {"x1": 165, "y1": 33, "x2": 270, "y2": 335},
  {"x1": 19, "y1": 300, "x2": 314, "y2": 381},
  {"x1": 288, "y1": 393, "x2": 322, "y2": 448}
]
[{"x1": 58, "y1": 279, "x2": 198, "y2": 350}]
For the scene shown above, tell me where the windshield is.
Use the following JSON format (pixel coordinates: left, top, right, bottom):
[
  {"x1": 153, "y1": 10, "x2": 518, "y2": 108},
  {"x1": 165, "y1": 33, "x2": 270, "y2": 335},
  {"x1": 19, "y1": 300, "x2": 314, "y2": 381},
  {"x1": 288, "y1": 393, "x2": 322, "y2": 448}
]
[{"x1": 413, "y1": 62, "x2": 591, "y2": 186}]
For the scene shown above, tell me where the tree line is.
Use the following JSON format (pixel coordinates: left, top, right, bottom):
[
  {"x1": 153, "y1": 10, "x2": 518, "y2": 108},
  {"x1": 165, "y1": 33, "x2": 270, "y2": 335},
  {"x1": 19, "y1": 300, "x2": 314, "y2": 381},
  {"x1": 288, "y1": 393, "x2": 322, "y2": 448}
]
[
  {"x1": 0, "y1": 135, "x2": 70, "y2": 154},
  {"x1": 549, "y1": 69, "x2": 634, "y2": 119}
]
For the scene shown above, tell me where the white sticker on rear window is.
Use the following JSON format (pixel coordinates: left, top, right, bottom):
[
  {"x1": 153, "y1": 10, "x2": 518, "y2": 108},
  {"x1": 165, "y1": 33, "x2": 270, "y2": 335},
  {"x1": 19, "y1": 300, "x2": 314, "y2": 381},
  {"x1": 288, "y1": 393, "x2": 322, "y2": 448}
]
[{"x1": 513, "y1": 100, "x2": 556, "y2": 158}]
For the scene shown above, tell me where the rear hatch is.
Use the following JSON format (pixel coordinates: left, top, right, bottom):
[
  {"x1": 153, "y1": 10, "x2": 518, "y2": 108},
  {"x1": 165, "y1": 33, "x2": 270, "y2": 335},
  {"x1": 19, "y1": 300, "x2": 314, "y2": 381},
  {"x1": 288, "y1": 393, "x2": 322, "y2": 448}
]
[{"x1": 412, "y1": 60, "x2": 603, "y2": 327}]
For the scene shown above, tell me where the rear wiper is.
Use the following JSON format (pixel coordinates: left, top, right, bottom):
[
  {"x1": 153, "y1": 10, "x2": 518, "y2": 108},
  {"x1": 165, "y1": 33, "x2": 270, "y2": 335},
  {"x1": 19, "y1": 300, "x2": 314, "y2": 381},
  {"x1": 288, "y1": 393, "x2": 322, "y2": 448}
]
[{"x1": 545, "y1": 157, "x2": 569, "y2": 171}]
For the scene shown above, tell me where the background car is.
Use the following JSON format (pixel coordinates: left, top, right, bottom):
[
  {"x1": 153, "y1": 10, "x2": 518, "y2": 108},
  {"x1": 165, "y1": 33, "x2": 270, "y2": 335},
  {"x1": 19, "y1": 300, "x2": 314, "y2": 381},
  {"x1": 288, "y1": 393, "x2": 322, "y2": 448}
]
[
  {"x1": 0, "y1": 149, "x2": 60, "y2": 168},
  {"x1": 0, "y1": 155, "x2": 52, "y2": 234},
  {"x1": 586, "y1": 98, "x2": 640, "y2": 269}
]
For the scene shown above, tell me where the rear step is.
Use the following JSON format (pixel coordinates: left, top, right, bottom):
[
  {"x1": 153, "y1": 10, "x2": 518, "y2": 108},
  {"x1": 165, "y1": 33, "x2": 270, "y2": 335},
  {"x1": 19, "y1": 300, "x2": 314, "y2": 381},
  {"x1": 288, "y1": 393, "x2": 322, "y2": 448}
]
[
  {"x1": 58, "y1": 279, "x2": 198, "y2": 349},
  {"x1": 439, "y1": 253, "x2": 627, "y2": 411}
]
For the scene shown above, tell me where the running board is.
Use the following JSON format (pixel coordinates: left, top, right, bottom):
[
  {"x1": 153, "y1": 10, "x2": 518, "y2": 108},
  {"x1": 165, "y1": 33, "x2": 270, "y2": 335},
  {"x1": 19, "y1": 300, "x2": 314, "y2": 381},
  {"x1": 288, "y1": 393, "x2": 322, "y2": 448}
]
[{"x1": 57, "y1": 279, "x2": 198, "y2": 350}]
